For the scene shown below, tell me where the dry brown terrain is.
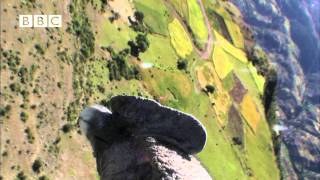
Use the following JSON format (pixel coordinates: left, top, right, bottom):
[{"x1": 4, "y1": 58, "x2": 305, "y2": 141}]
[{"x1": 0, "y1": 1, "x2": 97, "y2": 179}]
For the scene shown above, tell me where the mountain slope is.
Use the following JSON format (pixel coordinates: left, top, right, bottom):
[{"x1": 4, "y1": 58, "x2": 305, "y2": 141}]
[{"x1": 231, "y1": 0, "x2": 320, "y2": 178}]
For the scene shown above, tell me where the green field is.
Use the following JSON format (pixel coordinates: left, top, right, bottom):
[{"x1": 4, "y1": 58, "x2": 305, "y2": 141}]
[
  {"x1": 134, "y1": 0, "x2": 171, "y2": 36},
  {"x1": 99, "y1": 19, "x2": 136, "y2": 51},
  {"x1": 187, "y1": 0, "x2": 209, "y2": 49},
  {"x1": 140, "y1": 34, "x2": 179, "y2": 70}
]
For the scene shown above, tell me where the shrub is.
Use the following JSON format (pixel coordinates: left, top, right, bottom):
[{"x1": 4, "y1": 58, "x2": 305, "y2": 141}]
[
  {"x1": 264, "y1": 68, "x2": 278, "y2": 127},
  {"x1": 97, "y1": 85, "x2": 105, "y2": 93},
  {"x1": 107, "y1": 48, "x2": 142, "y2": 81},
  {"x1": 0, "y1": 105, "x2": 11, "y2": 117},
  {"x1": 57, "y1": 82, "x2": 62, "y2": 89},
  {"x1": 25, "y1": 127, "x2": 35, "y2": 144},
  {"x1": 205, "y1": 85, "x2": 216, "y2": 94},
  {"x1": 18, "y1": 66, "x2": 28, "y2": 83},
  {"x1": 232, "y1": 137, "x2": 243, "y2": 146},
  {"x1": 177, "y1": 59, "x2": 188, "y2": 70},
  {"x1": 2, "y1": 151, "x2": 8, "y2": 157},
  {"x1": 39, "y1": 175, "x2": 49, "y2": 180},
  {"x1": 62, "y1": 124, "x2": 73, "y2": 133},
  {"x1": 3, "y1": 50, "x2": 21, "y2": 73},
  {"x1": 100, "y1": 0, "x2": 108, "y2": 11},
  {"x1": 9, "y1": 83, "x2": 21, "y2": 92},
  {"x1": 109, "y1": 12, "x2": 120, "y2": 23},
  {"x1": 37, "y1": 111, "x2": 45, "y2": 119},
  {"x1": 32, "y1": 158, "x2": 43, "y2": 173},
  {"x1": 35, "y1": 44, "x2": 45, "y2": 55},
  {"x1": 69, "y1": 3, "x2": 95, "y2": 59},
  {"x1": 21, "y1": 90, "x2": 29, "y2": 100},
  {"x1": 17, "y1": 171, "x2": 27, "y2": 180},
  {"x1": 66, "y1": 102, "x2": 79, "y2": 123},
  {"x1": 20, "y1": 112, "x2": 29, "y2": 122}
]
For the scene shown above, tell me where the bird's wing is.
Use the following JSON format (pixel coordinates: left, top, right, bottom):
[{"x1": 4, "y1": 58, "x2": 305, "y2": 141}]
[{"x1": 110, "y1": 95, "x2": 207, "y2": 154}]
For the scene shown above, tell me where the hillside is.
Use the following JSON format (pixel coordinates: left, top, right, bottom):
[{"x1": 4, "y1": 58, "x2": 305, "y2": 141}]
[
  {"x1": 0, "y1": 0, "x2": 280, "y2": 179},
  {"x1": 232, "y1": 0, "x2": 320, "y2": 178}
]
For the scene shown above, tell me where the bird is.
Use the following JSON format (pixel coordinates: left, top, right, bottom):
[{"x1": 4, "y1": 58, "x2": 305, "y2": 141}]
[{"x1": 79, "y1": 95, "x2": 212, "y2": 180}]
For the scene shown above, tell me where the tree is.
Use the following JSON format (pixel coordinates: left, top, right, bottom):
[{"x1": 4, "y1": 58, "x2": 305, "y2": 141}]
[
  {"x1": 264, "y1": 68, "x2": 278, "y2": 127},
  {"x1": 136, "y1": 34, "x2": 149, "y2": 53},
  {"x1": 128, "y1": 41, "x2": 139, "y2": 57},
  {"x1": 205, "y1": 85, "x2": 215, "y2": 94},
  {"x1": 177, "y1": 59, "x2": 188, "y2": 70},
  {"x1": 129, "y1": 11, "x2": 148, "y2": 32},
  {"x1": 134, "y1": 11, "x2": 144, "y2": 23},
  {"x1": 128, "y1": 34, "x2": 149, "y2": 57}
]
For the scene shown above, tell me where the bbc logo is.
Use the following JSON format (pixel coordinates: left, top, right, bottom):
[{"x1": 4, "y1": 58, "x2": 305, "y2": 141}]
[{"x1": 19, "y1": 15, "x2": 62, "y2": 28}]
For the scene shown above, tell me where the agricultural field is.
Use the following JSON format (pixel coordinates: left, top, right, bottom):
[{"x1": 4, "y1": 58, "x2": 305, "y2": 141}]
[
  {"x1": 187, "y1": 0, "x2": 209, "y2": 49},
  {"x1": 168, "y1": 18, "x2": 193, "y2": 58},
  {"x1": 0, "y1": 0, "x2": 279, "y2": 179},
  {"x1": 214, "y1": 30, "x2": 247, "y2": 63},
  {"x1": 170, "y1": 0, "x2": 189, "y2": 19},
  {"x1": 212, "y1": 46, "x2": 234, "y2": 79},
  {"x1": 224, "y1": 19, "x2": 245, "y2": 49}
]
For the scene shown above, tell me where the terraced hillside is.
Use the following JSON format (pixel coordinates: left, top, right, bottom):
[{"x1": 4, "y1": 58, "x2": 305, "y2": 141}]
[{"x1": 0, "y1": 0, "x2": 280, "y2": 179}]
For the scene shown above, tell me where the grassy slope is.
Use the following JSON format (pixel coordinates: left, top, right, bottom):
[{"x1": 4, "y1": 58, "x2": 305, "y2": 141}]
[
  {"x1": 89, "y1": 0, "x2": 279, "y2": 179},
  {"x1": 170, "y1": 0, "x2": 189, "y2": 19},
  {"x1": 140, "y1": 34, "x2": 179, "y2": 70},
  {"x1": 98, "y1": 19, "x2": 137, "y2": 51},
  {"x1": 132, "y1": 1, "x2": 278, "y2": 179},
  {"x1": 134, "y1": 0, "x2": 171, "y2": 36}
]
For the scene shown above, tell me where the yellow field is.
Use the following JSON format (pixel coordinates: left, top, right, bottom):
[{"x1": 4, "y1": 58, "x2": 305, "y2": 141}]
[
  {"x1": 212, "y1": 46, "x2": 234, "y2": 79},
  {"x1": 224, "y1": 20, "x2": 244, "y2": 49},
  {"x1": 168, "y1": 18, "x2": 193, "y2": 58},
  {"x1": 240, "y1": 94, "x2": 261, "y2": 132},
  {"x1": 248, "y1": 63, "x2": 265, "y2": 94},
  {"x1": 187, "y1": 0, "x2": 208, "y2": 46},
  {"x1": 214, "y1": 30, "x2": 247, "y2": 63}
]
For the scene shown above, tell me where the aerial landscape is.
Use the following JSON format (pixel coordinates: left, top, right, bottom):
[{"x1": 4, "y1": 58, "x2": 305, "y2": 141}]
[{"x1": 0, "y1": 0, "x2": 319, "y2": 179}]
